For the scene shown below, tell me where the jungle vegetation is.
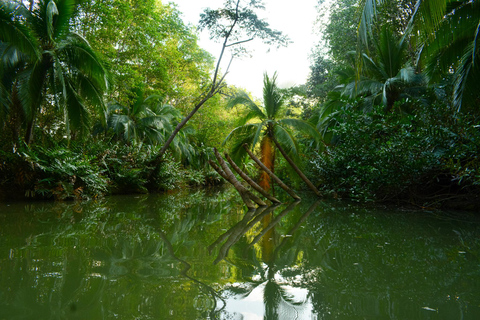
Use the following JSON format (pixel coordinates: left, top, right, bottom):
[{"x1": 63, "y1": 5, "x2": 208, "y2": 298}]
[{"x1": 0, "y1": 0, "x2": 479, "y2": 209}]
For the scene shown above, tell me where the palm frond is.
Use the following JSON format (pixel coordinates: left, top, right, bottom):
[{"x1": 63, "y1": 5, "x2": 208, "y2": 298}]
[
  {"x1": 18, "y1": 59, "x2": 48, "y2": 122},
  {"x1": 58, "y1": 37, "x2": 109, "y2": 90},
  {"x1": 453, "y1": 42, "x2": 477, "y2": 112},
  {"x1": 227, "y1": 91, "x2": 266, "y2": 123},
  {"x1": 274, "y1": 124, "x2": 299, "y2": 159},
  {"x1": 46, "y1": 0, "x2": 59, "y2": 41},
  {"x1": 108, "y1": 113, "x2": 130, "y2": 135},
  {"x1": 376, "y1": 27, "x2": 406, "y2": 78},
  {"x1": 0, "y1": 2, "x2": 40, "y2": 59},
  {"x1": 473, "y1": 20, "x2": 480, "y2": 66},
  {"x1": 263, "y1": 72, "x2": 284, "y2": 119},
  {"x1": 1, "y1": 44, "x2": 27, "y2": 69},
  {"x1": 408, "y1": 0, "x2": 450, "y2": 38},
  {"x1": 76, "y1": 72, "x2": 106, "y2": 123},
  {"x1": 222, "y1": 123, "x2": 262, "y2": 164},
  {"x1": 362, "y1": 53, "x2": 387, "y2": 81},
  {"x1": 48, "y1": 0, "x2": 77, "y2": 40},
  {"x1": 278, "y1": 118, "x2": 321, "y2": 143},
  {"x1": 358, "y1": 0, "x2": 384, "y2": 46},
  {"x1": 65, "y1": 79, "x2": 90, "y2": 135}
]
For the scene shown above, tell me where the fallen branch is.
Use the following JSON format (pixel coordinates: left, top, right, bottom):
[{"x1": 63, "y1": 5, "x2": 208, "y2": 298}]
[
  {"x1": 225, "y1": 153, "x2": 281, "y2": 204},
  {"x1": 208, "y1": 160, "x2": 256, "y2": 210},
  {"x1": 272, "y1": 136, "x2": 322, "y2": 197},
  {"x1": 243, "y1": 143, "x2": 301, "y2": 200},
  {"x1": 213, "y1": 148, "x2": 267, "y2": 207}
]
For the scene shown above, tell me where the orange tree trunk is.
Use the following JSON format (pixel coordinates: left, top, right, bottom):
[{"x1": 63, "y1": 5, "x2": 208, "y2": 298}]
[{"x1": 259, "y1": 136, "x2": 274, "y2": 191}]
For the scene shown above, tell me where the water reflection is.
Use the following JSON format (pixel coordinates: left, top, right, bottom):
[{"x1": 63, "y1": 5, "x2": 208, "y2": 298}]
[
  {"x1": 1, "y1": 191, "x2": 480, "y2": 319},
  {"x1": 216, "y1": 200, "x2": 320, "y2": 319}
]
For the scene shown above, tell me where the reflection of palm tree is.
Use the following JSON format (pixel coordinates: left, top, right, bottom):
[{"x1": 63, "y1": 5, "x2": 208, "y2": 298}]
[{"x1": 215, "y1": 201, "x2": 320, "y2": 319}]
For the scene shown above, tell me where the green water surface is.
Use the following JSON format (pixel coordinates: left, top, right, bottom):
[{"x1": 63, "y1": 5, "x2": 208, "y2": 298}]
[{"x1": 1, "y1": 189, "x2": 479, "y2": 319}]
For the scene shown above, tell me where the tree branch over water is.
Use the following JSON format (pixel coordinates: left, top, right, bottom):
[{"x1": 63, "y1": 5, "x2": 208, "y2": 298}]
[{"x1": 149, "y1": 0, "x2": 289, "y2": 170}]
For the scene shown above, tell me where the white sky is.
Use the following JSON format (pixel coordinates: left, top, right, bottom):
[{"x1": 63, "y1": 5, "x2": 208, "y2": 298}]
[{"x1": 168, "y1": 0, "x2": 320, "y2": 98}]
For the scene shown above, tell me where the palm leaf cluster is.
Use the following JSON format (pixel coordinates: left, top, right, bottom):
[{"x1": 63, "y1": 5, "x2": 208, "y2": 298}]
[
  {"x1": 103, "y1": 89, "x2": 198, "y2": 164},
  {"x1": 0, "y1": 0, "x2": 109, "y2": 143},
  {"x1": 344, "y1": 27, "x2": 425, "y2": 111},
  {"x1": 358, "y1": 0, "x2": 480, "y2": 112}
]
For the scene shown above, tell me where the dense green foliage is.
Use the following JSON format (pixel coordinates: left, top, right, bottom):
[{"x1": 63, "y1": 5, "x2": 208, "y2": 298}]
[
  {"x1": 0, "y1": 0, "x2": 479, "y2": 209},
  {"x1": 312, "y1": 103, "x2": 479, "y2": 206},
  {"x1": 305, "y1": 0, "x2": 480, "y2": 208}
]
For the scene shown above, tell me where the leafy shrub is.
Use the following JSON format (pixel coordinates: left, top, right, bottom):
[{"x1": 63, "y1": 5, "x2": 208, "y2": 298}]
[
  {"x1": 21, "y1": 144, "x2": 109, "y2": 200},
  {"x1": 152, "y1": 154, "x2": 183, "y2": 191},
  {"x1": 311, "y1": 103, "x2": 480, "y2": 206}
]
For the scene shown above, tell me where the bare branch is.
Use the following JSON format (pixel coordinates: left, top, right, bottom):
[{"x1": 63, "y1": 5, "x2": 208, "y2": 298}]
[{"x1": 226, "y1": 38, "x2": 254, "y2": 47}]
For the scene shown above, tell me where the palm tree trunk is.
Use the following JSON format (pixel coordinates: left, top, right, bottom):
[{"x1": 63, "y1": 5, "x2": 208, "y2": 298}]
[
  {"x1": 247, "y1": 201, "x2": 299, "y2": 250},
  {"x1": 271, "y1": 136, "x2": 322, "y2": 197},
  {"x1": 243, "y1": 144, "x2": 301, "y2": 200},
  {"x1": 25, "y1": 119, "x2": 35, "y2": 145},
  {"x1": 259, "y1": 136, "x2": 274, "y2": 191}
]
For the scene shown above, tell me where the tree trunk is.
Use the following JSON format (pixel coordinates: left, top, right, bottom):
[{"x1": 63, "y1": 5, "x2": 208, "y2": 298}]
[
  {"x1": 225, "y1": 153, "x2": 281, "y2": 204},
  {"x1": 149, "y1": 1, "x2": 242, "y2": 169},
  {"x1": 258, "y1": 136, "x2": 274, "y2": 191},
  {"x1": 243, "y1": 144, "x2": 301, "y2": 200},
  {"x1": 213, "y1": 148, "x2": 266, "y2": 207},
  {"x1": 271, "y1": 136, "x2": 322, "y2": 197},
  {"x1": 25, "y1": 119, "x2": 35, "y2": 145},
  {"x1": 209, "y1": 160, "x2": 256, "y2": 209}
]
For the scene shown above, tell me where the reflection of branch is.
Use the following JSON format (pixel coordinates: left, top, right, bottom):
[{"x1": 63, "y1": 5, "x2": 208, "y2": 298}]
[
  {"x1": 247, "y1": 201, "x2": 301, "y2": 249},
  {"x1": 208, "y1": 207, "x2": 260, "y2": 254},
  {"x1": 209, "y1": 204, "x2": 281, "y2": 264},
  {"x1": 158, "y1": 230, "x2": 226, "y2": 315},
  {"x1": 274, "y1": 200, "x2": 321, "y2": 257}
]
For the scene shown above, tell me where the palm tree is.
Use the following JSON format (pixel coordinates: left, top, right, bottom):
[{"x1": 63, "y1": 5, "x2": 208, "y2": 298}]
[
  {"x1": 340, "y1": 27, "x2": 425, "y2": 112},
  {"x1": 358, "y1": 0, "x2": 480, "y2": 112},
  {"x1": 0, "y1": 0, "x2": 109, "y2": 144},
  {"x1": 419, "y1": 0, "x2": 480, "y2": 112},
  {"x1": 223, "y1": 72, "x2": 320, "y2": 192},
  {"x1": 106, "y1": 90, "x2": 180, "y2": 145},
  {"x1": 104, "y1": 89, "x2": 198, "y2": 163}
]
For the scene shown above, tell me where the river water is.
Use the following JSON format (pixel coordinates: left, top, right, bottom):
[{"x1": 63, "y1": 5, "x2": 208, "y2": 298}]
[{"x1": 1, "y1": 189, "x2": 479, "y2": 319}]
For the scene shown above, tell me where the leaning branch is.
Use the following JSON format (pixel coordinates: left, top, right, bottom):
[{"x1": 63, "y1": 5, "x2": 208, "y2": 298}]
[
  {"x1": 226, "y1": 38, "x2": 254, "y2": 47},
  {"x1": 225, "y1": 153, "x2": 281, "y2": 204},
  {"x1": 271, "y1": 136, "x2": 322, "y2": 197},
  {"x1": 208, "y1": 160, "x2": 256, "y2": 210},
  {"x1": 213, "y1": 148, "x2": 266, "y2": 207},
  {"x1": 149, "y1": 2, "x2": 241, "y2": 168},
  {"x1": 243, "y1": 143, "x2": 301, "y2": 200}
]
